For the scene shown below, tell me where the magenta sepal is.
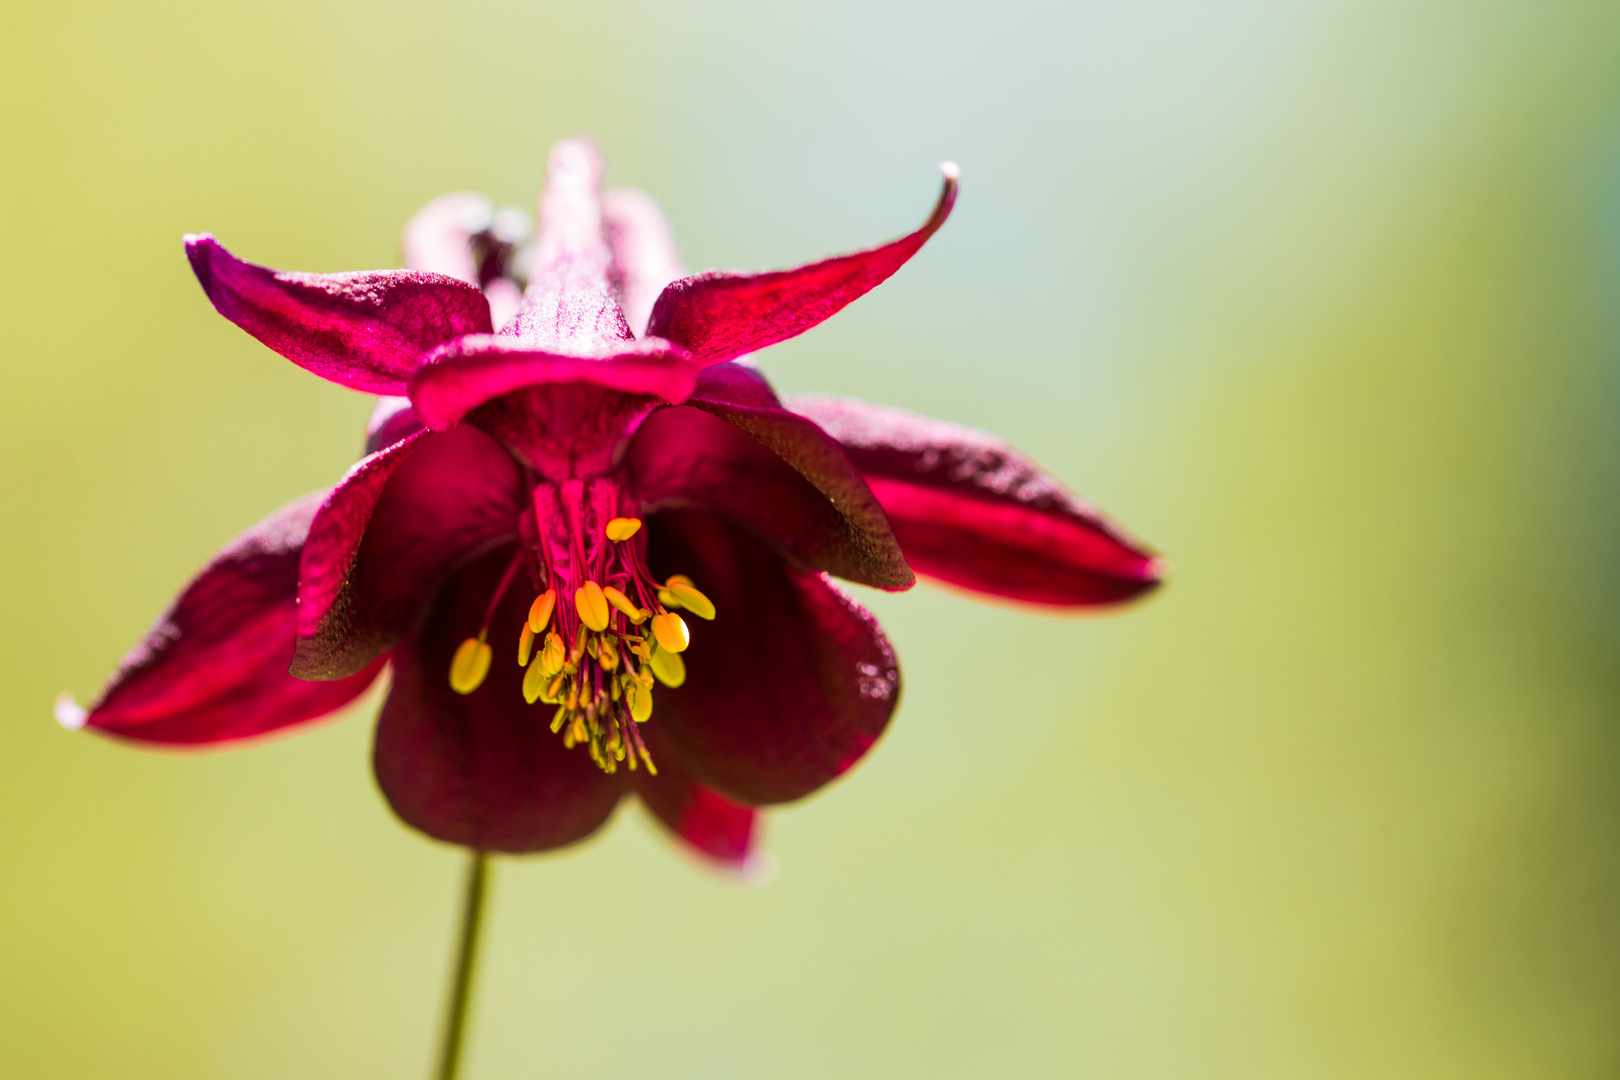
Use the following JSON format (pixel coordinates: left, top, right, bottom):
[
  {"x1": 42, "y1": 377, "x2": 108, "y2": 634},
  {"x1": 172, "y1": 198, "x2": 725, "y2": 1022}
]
[
  {"x1": 184, "y1": 234, "x2": 492, "y2": 394},
  {"x1": 790, "y1": 395, "x2": 1165, "y2": 607},
  {"x1": 81, "y1": 492, "x2": 385, "y2": 745},
  {"x1": 645, "y1": 165, "x2": 957, "y2": 367}
]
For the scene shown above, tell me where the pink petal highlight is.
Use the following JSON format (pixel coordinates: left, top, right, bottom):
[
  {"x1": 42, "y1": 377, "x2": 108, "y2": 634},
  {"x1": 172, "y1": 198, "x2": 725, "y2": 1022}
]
[
  {"x1": 790, "y1": 395, "x2": 1163, "y2": 607},
  {"x1": 603, "y1": 186, "x2": 686, "y2": 338},
  {"x1": 184, "y1": 234, "x2": 492, "y2": 394},
  {"x1": 645, "y1": 164, "x2": 958, "y2": 366},
  {"x1": 401, "y1": 192, "x2": 492, "y2": 284},
  {"x1": 504, "y1": 139, "x2": 634, "y2": 351},
  {"x1": 81, "y1": 492, "x2": 385, "y2": 745},
  {"x1": 363, "y1": 396, "x2": 424, "y2": 455},
  {"x1": 646, "y1": 509, "x2": 901, "y2": 805}
]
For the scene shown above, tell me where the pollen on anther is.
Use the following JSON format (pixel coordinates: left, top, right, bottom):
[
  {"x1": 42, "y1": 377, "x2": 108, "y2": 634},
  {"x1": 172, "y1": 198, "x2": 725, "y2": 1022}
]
[
  {"x1": 665, "y1": 578, "x2": 715, "y2": 620},
  {"x1": 603, "y1": 585, "x2": 648, "y2": 623},
  {"x1": 576, "y1": 581, "x2": 610, "y2": 632},
  {"x1": 649, "y1": 645, "x2": 686, "y2": 687},
  {"x1": 651, "y1": 611, "x2": 690, "y2": 653},
  {"x1": 449, "y1": 635, "x2": 492, "y2": 694},
  {"x1": 605, "y1": 516, "x2": 642, "y2": 542},
  {"x1": 528, "y1": 589, "x2": 557, "y2": 633}
]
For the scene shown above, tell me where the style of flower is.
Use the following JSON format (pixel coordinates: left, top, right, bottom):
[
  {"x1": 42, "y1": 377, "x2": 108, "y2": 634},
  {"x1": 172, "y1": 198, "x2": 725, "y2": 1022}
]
[{"x1": 60, "y1": 139, "x2": 1164, "y2": 870}]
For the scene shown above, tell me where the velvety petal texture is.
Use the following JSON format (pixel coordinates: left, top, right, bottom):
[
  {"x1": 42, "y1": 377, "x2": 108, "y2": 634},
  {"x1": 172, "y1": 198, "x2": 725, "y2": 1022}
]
[
  {"x1": 185, "y1": 234, "x2": 492, "y2": 394},
  {"x1": 81, "y1": 493, "x2": 385, "y2": 745},
  {"x1": 504, "y1": 140, "x2": 634, "y2": 352},
  {"x1": 645, "y1": 164, "x2": 958, "y2": 366},
  {"x1": 636, "y1": 362, "x2": 912, "y2": 590},
  {"x1": 375, "y1": 547, "x2": 624, "y2": 852},
  {"x1": 294, "y1": 427, "x2": 525, "y2": 679},
  {"x1": 789, "y1": 395, "x2": 1164, "y2": 606},
  {"x1": 647, "y1": 509, "x2": 901, "y2": 805},
  {"x1": 409, "y1": 335, "x2": 699, "y2": 430}
]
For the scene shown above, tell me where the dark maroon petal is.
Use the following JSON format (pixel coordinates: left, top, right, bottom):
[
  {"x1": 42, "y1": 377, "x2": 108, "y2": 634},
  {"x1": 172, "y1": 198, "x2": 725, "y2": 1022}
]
[
  {"x1": 789, "y1": 395, "x2": 1165, "y2": 607},
  {"x1": 633, "y1": 363, "x2": 912, "y2": 590},
  {"x1": 375, "y1": 546, "x2": 625, "y2": 852},
  {"x1": 633, "y1": 725, "x2": 762, "y2": 871},
  {"x1": 364, "y1": 396, "x2": 424, "y2": 455},
  {"x1": 645, "y1": 509, "x2": 901, "y2": 805},
  {"x1": 409, "y1": 335, "x2": 700, "y2": 430},
  {"x1": 503, "y1": 139, "x2": 635, "y2": 352},
  {"x1": 602, "y1": 187, "x2": 685, "y2": 338},
  {"x1": 629, "y1": 404, "x2": 910, "y2": 590},
  {"x1": 184, "y1": 233, "x2": 493, "y2": 394},
  {"x1": 294, "y1": 427, "x2": 525, "y2": 679},
  {"x1": 79, "y1": 492, "x2": 385, "y2": 745},
  {"x1": 644, "y1": 164, "x2": 958, "y2": 366}
]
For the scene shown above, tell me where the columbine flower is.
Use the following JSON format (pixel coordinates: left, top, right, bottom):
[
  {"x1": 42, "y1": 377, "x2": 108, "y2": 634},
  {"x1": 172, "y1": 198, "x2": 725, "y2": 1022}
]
[{"x1": 61, "y1": 139, "x2": 1163, "y2": 869}]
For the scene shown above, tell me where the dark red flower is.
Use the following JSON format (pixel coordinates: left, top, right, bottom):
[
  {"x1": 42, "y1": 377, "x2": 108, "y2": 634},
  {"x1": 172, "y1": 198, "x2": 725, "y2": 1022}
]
[{"x1": 61, "y1": 140, "x2": 1163, "y2": 870}]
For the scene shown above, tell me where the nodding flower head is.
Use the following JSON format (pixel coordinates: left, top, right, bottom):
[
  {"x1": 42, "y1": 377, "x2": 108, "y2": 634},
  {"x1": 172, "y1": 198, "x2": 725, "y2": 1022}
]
[{"x1": 62, "y1": 139, "x2": 1163, "y2": 870}]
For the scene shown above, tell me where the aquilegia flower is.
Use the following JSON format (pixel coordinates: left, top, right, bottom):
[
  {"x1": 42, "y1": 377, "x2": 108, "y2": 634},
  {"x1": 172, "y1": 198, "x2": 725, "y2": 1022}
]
[{"x1": 61, "y1": 139, "x2": 1163, "y2": 869}]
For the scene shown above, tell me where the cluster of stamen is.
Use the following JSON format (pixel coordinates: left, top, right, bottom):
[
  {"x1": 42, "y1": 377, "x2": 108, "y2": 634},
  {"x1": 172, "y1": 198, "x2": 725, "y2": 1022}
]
[{"x1": 447, "y1": 483, "x2": 714, "y2": 776}]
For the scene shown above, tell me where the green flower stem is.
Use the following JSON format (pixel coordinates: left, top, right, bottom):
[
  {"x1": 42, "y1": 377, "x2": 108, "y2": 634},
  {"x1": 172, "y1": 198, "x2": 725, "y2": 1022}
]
[{"x1": 435, "y1": 849, "x2": 490, "y2": 1080}]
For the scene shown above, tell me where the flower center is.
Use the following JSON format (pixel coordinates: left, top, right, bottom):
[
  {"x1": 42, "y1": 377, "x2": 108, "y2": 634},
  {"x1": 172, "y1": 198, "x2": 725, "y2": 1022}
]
[{"x1": 446, "y1": 477, "x2": 714, "y2": 775}]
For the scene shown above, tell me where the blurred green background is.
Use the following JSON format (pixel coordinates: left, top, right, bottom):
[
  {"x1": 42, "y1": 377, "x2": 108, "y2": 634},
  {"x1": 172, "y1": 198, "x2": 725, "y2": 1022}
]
[{"x1": 5, "y1": 0, "x2": 1620, "y2": 1076}]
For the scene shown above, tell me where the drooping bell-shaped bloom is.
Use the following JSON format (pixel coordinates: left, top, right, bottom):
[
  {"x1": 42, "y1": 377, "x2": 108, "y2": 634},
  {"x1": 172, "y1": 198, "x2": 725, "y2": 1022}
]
[{"x1": 61, "y1": 140, "x2": 1163, "y2": 870}]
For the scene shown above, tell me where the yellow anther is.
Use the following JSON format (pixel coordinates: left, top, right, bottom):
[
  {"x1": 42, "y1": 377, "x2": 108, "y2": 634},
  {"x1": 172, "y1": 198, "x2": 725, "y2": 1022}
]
[
  {"x1": 570, "y1": 625, "x2": 587, "y2": 663},
  {"x1": 540, "y1": 631, "x2": 566, "y2": 676},
  {"x1": 598, "y1": 636, "x2": 619, "y2": 671},
  {"x1": 528, "y1": 589, "x2": 557, "y2": 633},
  {"x1": 522, "y1": 656, "x2": 548, "y2": 704},
  {"x1": 627, "y1": 681, "x2": 654, "y2": 723},
  {"x1": 449, "y1": 633, "x2": 492, "y2": 695},
  {"x1": 551, "y1": 705, "x2": 567, "y2": 733},
  {"x1": 604, "y1": 516, "x2": 643, "y2": 542},
  {"x1": 603, "y1": 585, "x2": 648, "y2": 624},
  {"x1": 649, "y1": 644, "x2": 686, "y2": 688},
  {"x1": 665, "y1": 579, "x2": 715, "y2": 620},
  {"x1": 518, "y1": 622, "x2": 536, "y2": 667},
  {"x1": 575, "y1": 581, "x2": 610, "y2": 632},
  {"x1": 650, "y1": 611, "x2": 690, "y2": 653},
  {"x1": 585, "y1": 635, "x2": 599, "y2": 660},
  {"x1": 543, "y1": 673, "x2": 566, "y2": 703}
]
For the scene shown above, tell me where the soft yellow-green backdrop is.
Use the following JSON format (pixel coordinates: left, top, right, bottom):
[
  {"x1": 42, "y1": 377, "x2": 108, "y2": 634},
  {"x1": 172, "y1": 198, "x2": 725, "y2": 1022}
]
[{"x1": 5, "y1": 1, "x2": 1620, "y2": 1076}]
